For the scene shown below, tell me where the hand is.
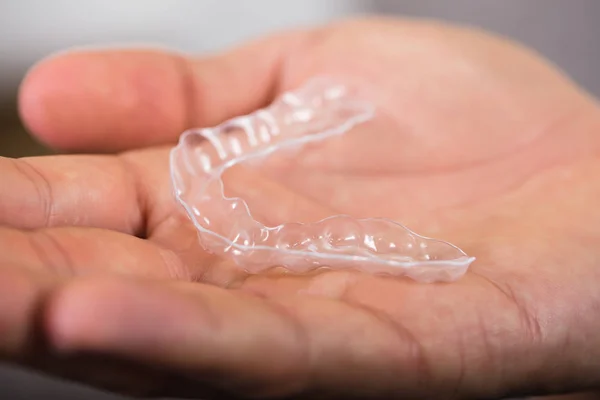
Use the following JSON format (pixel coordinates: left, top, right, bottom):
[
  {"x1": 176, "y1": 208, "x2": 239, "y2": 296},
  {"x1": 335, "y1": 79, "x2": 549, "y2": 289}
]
[{"x1": 3, "y1": 17, "x2": 600, "y2": 398}]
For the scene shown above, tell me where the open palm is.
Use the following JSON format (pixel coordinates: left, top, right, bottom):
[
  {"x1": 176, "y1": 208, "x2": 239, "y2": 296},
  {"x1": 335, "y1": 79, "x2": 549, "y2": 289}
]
[{"x1": 2, "y1": 18, "x2": 600, "y2": 399}]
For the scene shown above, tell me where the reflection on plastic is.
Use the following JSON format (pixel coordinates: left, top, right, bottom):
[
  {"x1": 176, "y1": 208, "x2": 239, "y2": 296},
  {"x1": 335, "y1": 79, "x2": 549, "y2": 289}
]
[{"x1": 169, "y1": 77, "x2": 475, "y2": 283}]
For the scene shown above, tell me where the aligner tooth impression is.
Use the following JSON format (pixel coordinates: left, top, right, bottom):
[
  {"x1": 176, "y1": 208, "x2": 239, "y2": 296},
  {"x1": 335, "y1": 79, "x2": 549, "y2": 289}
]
[{"x1": 169, "y1": 77, "x2": 475, "y2": 283}]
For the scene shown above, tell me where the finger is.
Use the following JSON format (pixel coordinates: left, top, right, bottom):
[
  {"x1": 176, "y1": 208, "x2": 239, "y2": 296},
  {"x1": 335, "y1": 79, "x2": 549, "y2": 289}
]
[
  {"x1": 49, "y1": 271, "x2": 600, "y2": 398},
  {"x1": 44, "y1": 278, "x2": 309, "y2": 398},
  {"x1": 0, "y1": 148, "x2": 306, "y2": 289},
  {"x1": 43, "y1": 277, "x2": 454, "y2": 398},
  {"x1": 0, "y1": 268, "x2": 186, "y2": 398},
  {"x1": 0, "y1": 263, "x2": 57, "y2": 357},
  {"x1": 0, "y1": 226, "x2": 192, "y2": 281},
  {"x1": 0, "y1": 225, "x2": 191, "y2": 355},
  {"x1": 0, "y1": 145, "x2": 178, "y2": 234},
  {"x1": 0, "y1": 154, "x2": 143, "y2": 232},
  {"x1": 0, "y1": 224, "x2": 208, "y2": 384},
  {"x1": 18, "y1": 32, "x2": 302, "y2": 152}
]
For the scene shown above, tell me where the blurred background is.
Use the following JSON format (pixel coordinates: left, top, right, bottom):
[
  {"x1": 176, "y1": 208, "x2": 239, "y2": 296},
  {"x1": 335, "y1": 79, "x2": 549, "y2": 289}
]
[{"x1": 1, "y1": 0, "x2": 599, "y2": 398}]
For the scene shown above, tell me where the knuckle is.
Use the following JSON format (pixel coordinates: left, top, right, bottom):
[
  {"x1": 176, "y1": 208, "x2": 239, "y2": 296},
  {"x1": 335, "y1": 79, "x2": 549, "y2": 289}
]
[{"x1": 8, "y1": 158, "x2": 54, "y2": 228}]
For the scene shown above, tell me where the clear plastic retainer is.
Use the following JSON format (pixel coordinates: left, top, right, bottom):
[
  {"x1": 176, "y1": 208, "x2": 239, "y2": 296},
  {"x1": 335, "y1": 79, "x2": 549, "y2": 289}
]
[{"x1": 169, "y1": 77, "x2": 475, "y2": 283}]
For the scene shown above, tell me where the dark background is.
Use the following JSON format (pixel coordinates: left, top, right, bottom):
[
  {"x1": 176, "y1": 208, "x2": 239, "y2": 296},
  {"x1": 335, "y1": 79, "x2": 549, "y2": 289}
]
[{"x1": 1, "y1": 0, "x2": 599, "y2": 398}]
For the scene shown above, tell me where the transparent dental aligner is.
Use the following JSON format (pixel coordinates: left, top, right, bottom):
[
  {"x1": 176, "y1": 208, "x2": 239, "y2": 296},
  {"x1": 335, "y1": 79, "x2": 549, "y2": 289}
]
[{"x1": 169, "y1": 77, "x2": 475, "y2": 283}]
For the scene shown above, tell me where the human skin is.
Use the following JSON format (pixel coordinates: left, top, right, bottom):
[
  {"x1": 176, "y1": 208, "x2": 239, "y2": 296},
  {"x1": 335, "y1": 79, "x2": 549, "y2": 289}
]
[{"x1": 1, "y1": 16, "x2": 600, "y2": 399}]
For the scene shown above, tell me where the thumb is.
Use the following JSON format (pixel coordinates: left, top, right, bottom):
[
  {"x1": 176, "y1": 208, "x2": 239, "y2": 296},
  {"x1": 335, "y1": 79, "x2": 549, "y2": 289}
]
[{"x1": 18, "y1": 30, "x2": 304, "y2": 153}]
